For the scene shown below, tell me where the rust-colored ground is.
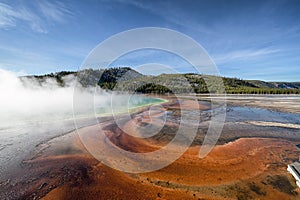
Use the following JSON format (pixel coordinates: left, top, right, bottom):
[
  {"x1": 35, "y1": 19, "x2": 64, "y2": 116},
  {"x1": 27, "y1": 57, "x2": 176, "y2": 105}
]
[
  {"x1": 6, "y1": 99, "x2": 300, "y2": 200},
  {"x1": 40, "y1": 135, "x2": 300, "y2": 200}
]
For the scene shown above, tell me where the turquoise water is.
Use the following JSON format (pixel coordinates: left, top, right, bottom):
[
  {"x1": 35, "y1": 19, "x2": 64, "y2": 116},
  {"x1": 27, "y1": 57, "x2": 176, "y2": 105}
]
[{"x1": 94, "y1": 95, "x2": 167, "y2": 116}]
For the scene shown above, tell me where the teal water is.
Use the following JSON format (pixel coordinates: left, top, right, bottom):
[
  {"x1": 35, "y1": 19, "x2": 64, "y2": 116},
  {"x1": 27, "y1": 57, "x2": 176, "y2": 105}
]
[{"x1": 94, "y1": 95, "x2": 167, "y2": 116}]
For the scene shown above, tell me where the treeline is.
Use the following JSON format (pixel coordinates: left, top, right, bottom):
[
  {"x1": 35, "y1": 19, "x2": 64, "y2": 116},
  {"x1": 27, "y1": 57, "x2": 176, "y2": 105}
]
[
  {"x1": 98, "y1": 70, "x2": 300, "y2": 94},
  {"x1": 22, "y1": 70, "x2": 76, "y2": 87},
  {"x1": 226, "y1": 86, "x2": 300, "y2": 94},
  {"x1": 135, "y1": 83, "x2": 173, "y2": 94}
]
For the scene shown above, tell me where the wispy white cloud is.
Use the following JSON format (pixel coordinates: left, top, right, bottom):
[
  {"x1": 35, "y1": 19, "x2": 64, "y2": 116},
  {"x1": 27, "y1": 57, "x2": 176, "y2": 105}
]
[
  {"x1": 37, "y1": 0, "x2": 73, "y2": 23},
  {"x1": 0, "y1": 3, "x2": 16, "y2": 28},
  {"x1": 0, "y1": 1, "x2": 72, "y2": 33},
  {"x1": 212, "y1": 48, "x2": 283, "y2": 64},
  {"x1": 0, "y1": 2, "x2": 46, "y2": 33}
]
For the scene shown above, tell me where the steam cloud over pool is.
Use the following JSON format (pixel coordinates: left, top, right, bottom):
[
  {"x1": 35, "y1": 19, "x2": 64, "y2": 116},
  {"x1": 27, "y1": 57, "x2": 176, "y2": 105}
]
[{"x1": 0, "y1": 68, "x2": 164, "y2": 181}]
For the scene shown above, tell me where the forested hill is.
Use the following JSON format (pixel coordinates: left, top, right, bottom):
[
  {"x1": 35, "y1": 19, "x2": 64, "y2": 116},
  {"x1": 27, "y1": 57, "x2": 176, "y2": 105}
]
[{"x1": 21, "y1": 67, "x2": 300, "y2": 94}]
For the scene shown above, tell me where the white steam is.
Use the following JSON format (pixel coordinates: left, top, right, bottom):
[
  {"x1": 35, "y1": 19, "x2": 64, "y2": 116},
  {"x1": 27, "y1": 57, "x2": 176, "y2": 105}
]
[
  {"x1": 0, "y1": 68, "x2": 164, "y2": 180},
  {"x1": 0, "y1": 68, "x2": 110, "y2": 127}
]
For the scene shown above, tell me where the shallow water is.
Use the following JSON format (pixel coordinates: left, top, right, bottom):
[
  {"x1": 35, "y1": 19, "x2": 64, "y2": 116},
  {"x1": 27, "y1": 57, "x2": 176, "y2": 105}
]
[{"x1": 226, "y1": 106, "x2": 300, "y2": 124}]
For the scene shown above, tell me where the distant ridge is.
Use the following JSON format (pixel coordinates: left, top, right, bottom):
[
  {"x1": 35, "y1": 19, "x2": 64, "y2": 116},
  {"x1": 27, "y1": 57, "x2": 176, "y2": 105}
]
[{"x1": 20, "y1": 67, "x2": 300, "y2": 94}]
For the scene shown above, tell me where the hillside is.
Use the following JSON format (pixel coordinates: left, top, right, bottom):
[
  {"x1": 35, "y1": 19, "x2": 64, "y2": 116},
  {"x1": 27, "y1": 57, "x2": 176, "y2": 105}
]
[
  {"x1": 112, "y1": 73, "x2": 300, "y2": 94},
  {"x1": 20, "y1": 67, "x2": 300, "y2": 94},
  {"x1": 20, "y1": 67, "x2": 143, "y2": 88}
]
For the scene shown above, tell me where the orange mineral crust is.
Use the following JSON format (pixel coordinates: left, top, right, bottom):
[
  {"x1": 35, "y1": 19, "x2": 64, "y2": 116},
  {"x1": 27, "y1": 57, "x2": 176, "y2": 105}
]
[
  {"x1": 40, "y1": 133, "x2": 299, "y2": 200},
  {"x1": 4, "y1": 100, "x2": 299, "y2": 200}
]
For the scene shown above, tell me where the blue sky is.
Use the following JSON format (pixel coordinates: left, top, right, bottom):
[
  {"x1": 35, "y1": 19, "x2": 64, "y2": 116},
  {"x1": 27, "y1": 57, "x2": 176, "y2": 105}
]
[{"x1": 0, "y1": 0, "x2": 300, "y2": 81}]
